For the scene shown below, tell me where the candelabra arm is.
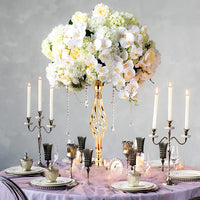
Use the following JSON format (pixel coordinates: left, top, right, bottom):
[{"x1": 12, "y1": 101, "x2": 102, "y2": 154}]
[
  {"x1": 152, "y1": 136, "x2": 168, "y2": 145},
  {"x1": 24, "y1": 117, "x2": 38, "y2": 132},
  {"x1": 24, "y1": 112, "x2": 55, "y2": 167},
  {"x1": 170, "y1": 137, "x2": 187, "y2": 145}
]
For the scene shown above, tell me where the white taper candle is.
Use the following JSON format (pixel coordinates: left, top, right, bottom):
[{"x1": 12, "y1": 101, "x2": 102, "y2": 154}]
[
  {"x1": 185, "y1": 89, "x2": 190, "y2": 129},
  {"x1": 38, "y1": 76, "x2": 42, "y2": 111},
  {"x1": 152, "y1": 87, "x2": 159, "y2": 129},
  {"x1": 27, "y1": 83, "x2": 31, "y2": 117},
  {"x1": 168, "y1": 82, "x2": 173, "y2": 121},
  {"x1": 50, "y1": 86, "x2": 54, "y2": 120}
]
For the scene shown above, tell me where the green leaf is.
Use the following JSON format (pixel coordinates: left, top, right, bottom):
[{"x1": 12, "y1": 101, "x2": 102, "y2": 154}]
[
  {"x1": 69, "y1": 19, "x2": 73, "y2": 25},
  {"x1": 86, "y1": 29, "x2": 94, "y2": 37}
]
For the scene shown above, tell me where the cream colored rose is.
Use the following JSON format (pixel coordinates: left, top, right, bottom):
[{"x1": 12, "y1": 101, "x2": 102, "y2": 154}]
[{"x1": 72, "y1": 12, "x2": 89, "y2": 23}]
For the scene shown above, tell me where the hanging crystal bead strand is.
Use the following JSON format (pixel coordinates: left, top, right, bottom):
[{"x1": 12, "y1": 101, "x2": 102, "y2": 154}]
[
  {"x1": 66, "y1": 86, "x2": 70, "y2": 138},
  {"x1": 111, "y1": 86, "x2": 115, "y2": 132},
  {"x1": 84, "y1": 84, "x2": 89, "y2": 108},
  {"x1": 129, "y1": 100, "x2": 134, "y2": 127}
]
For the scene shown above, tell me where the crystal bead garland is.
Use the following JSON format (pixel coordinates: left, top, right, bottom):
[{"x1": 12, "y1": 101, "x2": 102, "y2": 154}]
[
  {"x1": 129, "y1": 101, "x2": 134, "y2": 127},
  {"x1": 84, "y1": 84, "x2": 89, "y2": 108},
  {"x1": 66, "y1": 86, "x2": 70, "y2": 137},
  {"x1": 111, "y1": 86, "x2": 115, "y2": 132}
]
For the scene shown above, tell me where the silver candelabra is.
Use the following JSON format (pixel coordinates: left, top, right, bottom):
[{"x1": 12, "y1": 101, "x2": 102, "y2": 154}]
[
  {"x1": 24, "y1": 111, "x2": 56, "y2": 167},
  {"x1": 150, "y1": 120, "x2": 190, "y2": 185}
]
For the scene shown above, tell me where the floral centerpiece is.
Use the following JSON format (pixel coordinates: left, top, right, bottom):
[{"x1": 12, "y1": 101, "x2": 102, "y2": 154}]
[{"x1": 42, "y1": 3, "x2": 160, "y2": 101}]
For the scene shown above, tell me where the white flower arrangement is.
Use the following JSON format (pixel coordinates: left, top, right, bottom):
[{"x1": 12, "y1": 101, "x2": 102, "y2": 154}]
[{"x1": 42, "y1": 3, "x2": 161, "y2": 100}]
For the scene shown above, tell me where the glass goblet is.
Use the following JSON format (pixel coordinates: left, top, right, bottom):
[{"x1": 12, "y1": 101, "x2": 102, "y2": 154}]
[
  {"x1": 171, "y1": 145, "x2": 179, "y2": 170},
  {"x1": 83, "y1": 149, "x2": 93, "y2": 185},
  {"x1": 43, "y1": 143, "x2": 53, "y2": 168},
  {"x1": 67, "y1": 143, "x2": 78, "y2": 179},
  {"x1": 77, "y1": 136, "x2": 86, "y2": 163},
  {"x1": 122, "y1": 141, "x2": 133, "y2": 168}
]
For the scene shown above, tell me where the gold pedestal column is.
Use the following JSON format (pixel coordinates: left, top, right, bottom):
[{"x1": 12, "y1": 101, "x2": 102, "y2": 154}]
[{"x1": 90, "y1": 80, "x2": 107, "y2": 166}]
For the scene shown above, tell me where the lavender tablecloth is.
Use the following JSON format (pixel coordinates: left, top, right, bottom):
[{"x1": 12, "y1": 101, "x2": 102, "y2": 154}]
[{"x1": 1, "y1": 161, "x2": 200, "y2": 200}]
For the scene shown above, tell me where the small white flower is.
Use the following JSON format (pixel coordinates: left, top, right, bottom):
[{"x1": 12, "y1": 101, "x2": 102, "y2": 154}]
[
  {"x1": 125, "y1": 79, "x2": 138, "y2": 92},
  {"x1": 64, "y1": 22, "x2": 86, "y2": 49},
  {"x1": 87, "y1": 42, "x2": 96, "y2": 53},
  {"x1": 119, "y1": 50, "x2": 128, "y2": 61},
  {"x1": 99, "y1": 49, "x2": 112, "y2": 63},
  {"x1": 118, "y1": 89, "x2": 129, "y2": 99},
  {"x1": 94, "y1": 38, "x2": 112, "y2": 51},
  {"x1": 119, "y1": 31, "x2": 134, "y2": 48},
  {"x1": 112, "y1": 74, "x2": 125, "y2": 88},
  {"x1": 130, "y1": 45, "x2": 143, "y2": 60},
  {"x1": 129, "y1": 25, "x2": 140, "y2": 38},
  {"x1": 85, "y1": 55, "x2": 98, "y2": 69}
]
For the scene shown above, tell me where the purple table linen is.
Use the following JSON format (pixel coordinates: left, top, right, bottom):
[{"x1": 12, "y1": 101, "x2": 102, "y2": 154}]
[{"x1": 1, "y1": 161, "x2": 200, "y2": 200}]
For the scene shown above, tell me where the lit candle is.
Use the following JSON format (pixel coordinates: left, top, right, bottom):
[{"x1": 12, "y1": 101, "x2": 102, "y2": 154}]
[
  {"x1": 38, "y1": 77, "x2": 42, "y2": 111},
  {"x1": 49, "y1": 86, "x2": 54, "y2": 120},
  {"x1": 168, "y1": 82, "x2": 173, "y2": 121},
  {"x1": 27, "y1": 83, "x2": 31, "y2": 117},
  {"x1": 185, "y1": 89, "x2": 190, "y2": 129},
  {"x1": 152, "y1": 87, "x2": 159, "y2": 129}
]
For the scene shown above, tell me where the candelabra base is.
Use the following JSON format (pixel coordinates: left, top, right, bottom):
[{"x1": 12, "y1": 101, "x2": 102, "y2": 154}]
[
  {"x1": 37, "y1": 161, "x2": 45, "y2": 168},
  {"x1": 163, "y1": 179, "x2": 175, "y2": 186}
]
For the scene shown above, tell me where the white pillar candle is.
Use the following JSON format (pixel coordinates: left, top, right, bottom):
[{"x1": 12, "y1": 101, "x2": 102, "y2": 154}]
[
  {"x1": 27, "y1": 83, "x2": 31, "y2": 117},
  {"x1": 185, "y1": 89, "x2": 190, "y2": 129},
  {"x1": 49, "y1": 86, "x2": 54, "y2": 120},
  {"x1": 38, "y1": 77, "x2": 42, "y2": 111},
  {"x1": 168, "y1": 82, "x2": 173, "y2": 121},
  {"x1": 152, "y1": 87, "x2": 159, "y2": 129}
]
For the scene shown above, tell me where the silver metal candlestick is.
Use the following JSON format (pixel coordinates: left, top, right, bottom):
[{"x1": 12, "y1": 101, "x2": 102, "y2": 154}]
[
  {"x1": 24, "y1": 111, "x2": 56, "y2": 167},
  {"x1": 150, "y1": 120, "x2": 190, "y2": 185}
]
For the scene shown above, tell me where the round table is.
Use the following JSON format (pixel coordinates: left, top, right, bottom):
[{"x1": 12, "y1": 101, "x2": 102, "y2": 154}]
[{"x1": 1, "y1": 161, "x2": 200, "y2": 200}]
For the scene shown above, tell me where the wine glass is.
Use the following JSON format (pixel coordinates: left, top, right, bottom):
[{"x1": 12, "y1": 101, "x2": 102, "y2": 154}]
[
  {"x1": 171, "y1": 145, "x2": 179, "y2": 169},
  {"x1": 53, "y1": 145, "x2": 59, "y2": 165},
  {"x1": 140, "y1": 152, "x2": 151, "y2": 177},
  {"x1": 122, "y1": 141, "x2": 133, "y2": 168},
  {"x1": 83, "y1": 149, "x2": 93, "y2": 185},
  {"x1": 66, "y1": 143, "x2": 78, "y2": 179}
]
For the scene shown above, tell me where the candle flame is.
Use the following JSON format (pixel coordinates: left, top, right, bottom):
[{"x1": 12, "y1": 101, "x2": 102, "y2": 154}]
[
  {"x1": 185, "y1": 89, "x2": 189, "y2": 96},
  {"x1": 155, "y1": 87, "x2": 159, "y2": 94},
  {"x1": 38, "y1": 76, "x2": 42, "y2": 80},
  {"x1": 27, "y1": 83, "x2": 31, "y2": 87},
  {"x1": 168, "y1": 82, "x2": 172, "y2": 87}
]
